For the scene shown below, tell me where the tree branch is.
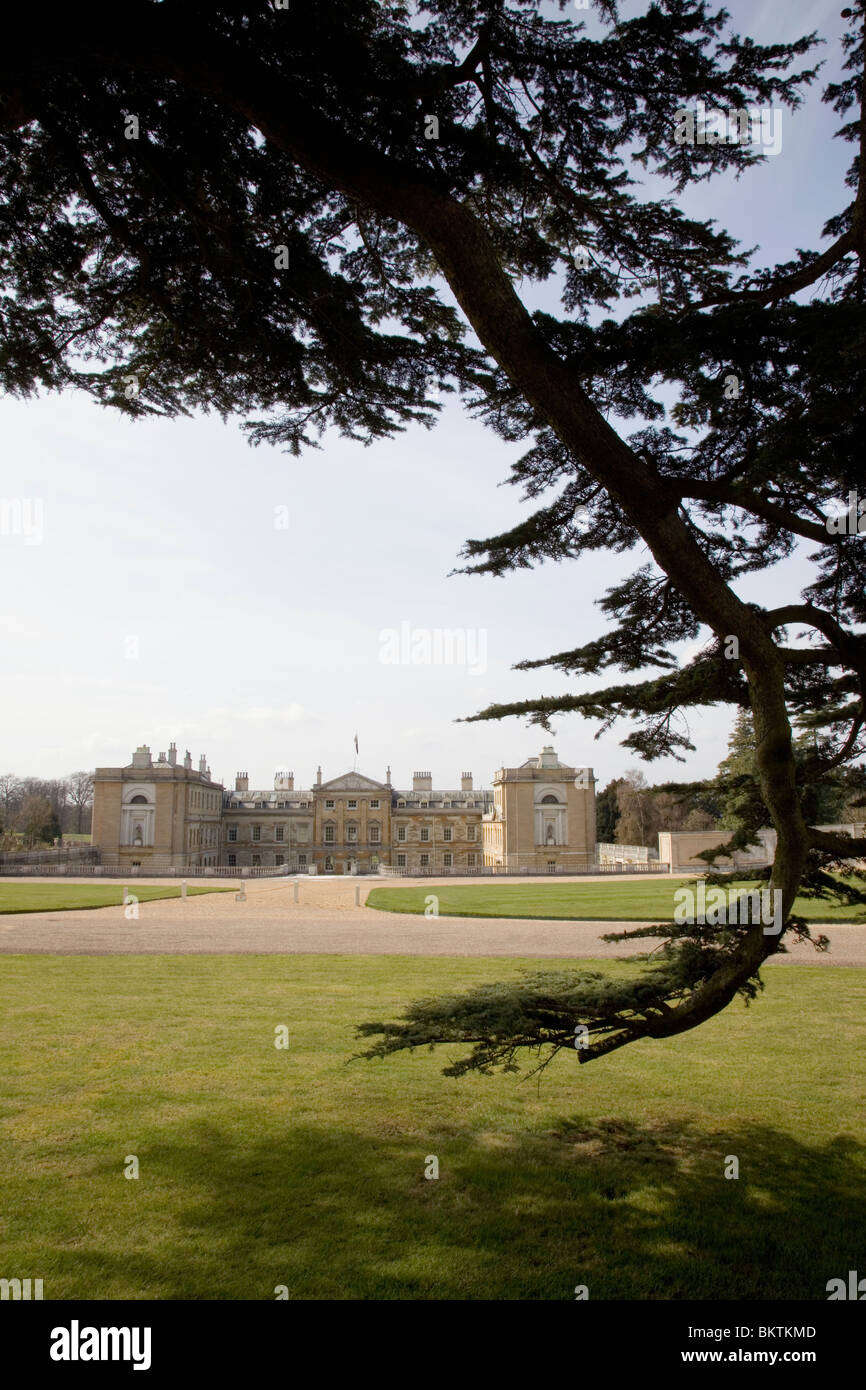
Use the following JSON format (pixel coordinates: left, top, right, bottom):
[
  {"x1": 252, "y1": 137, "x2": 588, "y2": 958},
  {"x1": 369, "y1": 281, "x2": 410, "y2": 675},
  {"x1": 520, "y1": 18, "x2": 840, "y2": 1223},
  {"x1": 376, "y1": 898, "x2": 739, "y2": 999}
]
[{"x1": 679, "y1": 480, "x2": 834, "y2": 545}]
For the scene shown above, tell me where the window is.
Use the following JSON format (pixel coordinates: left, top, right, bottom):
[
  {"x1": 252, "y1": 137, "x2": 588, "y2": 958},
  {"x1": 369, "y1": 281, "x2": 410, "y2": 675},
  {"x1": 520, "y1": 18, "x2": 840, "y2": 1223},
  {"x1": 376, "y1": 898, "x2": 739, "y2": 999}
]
[
  {"x1": 397, "y1": 826, "x2": 406, "y2": 842},
  {"x1": 397, "y1": 799, "x2": 406, "y2": 807},
  {"x1": 228, "y1": 854, "x2": 237, "y2": 866},
  {"x1": 370, "y1": 799, "x2": 379, "y2": 809},
  {"x1": 252, "y1": 825, "x2": 261, "y2": 841},
  {"x1": 298, "y1": 854, "x2": 307, "y2": 866},
  {"x1": 443, "y1": 800, "x2": 452, "y2": 807},
  {"x1": 467, "y1": 852, "x2": 476, "y2": 866},
  {"x1": 540, "y1": 794, "x2": 560, "y2": 805},
  {"x1": 420, "y1": 801, "x2": 429, "y2": 808},
  {"x1": 130, "y1": 794, "x2": 148, "y2": 805},
  {"x1": 420, "y1": 853, "x2": 429, "y2": 867},
  {"x1": 324, "y1": 825, "x2": 335, "y2": 844},
  {"x1": 347, "y1": 799, "x2": 357, "y2": 809},
  {"x1": 253, "y1": 854, "x2": 261, "y2": 866},
  {"x1": 467, "y1": 825, "x2": 476, "y2": 841},
  {"x1": 396, "y1": 853, "x2": 407, "y2": 867},
  {"x1": 370, "y1": 854, "x2": 379, "y2": 869},
  {"x1": 443, "y1": 852, "x2": 452, "y2": 867},
  {"x1": 369, "y1": 824, "x2": 380, "y2": 843},
  {"x1": 227, "y1": 826, "x2": 237, "y2": 842},
  {"x1": 275, "y1": 854, "x2": 284, "y2": 866},
  {"x1": 443, "y1": 827, "x2": 452, "y2": 842},
  {"x1": 325, "y1": 799, "x2": 335, "y2": 809},
  {"x1": 420, "y1": 827, "x2": 429, "y2": 842},
  {"x1": 275, "y1": 825, "x2": 284, "y2": 841},
  {"x1": 347, "y1": 825, "x2": 357, "y2": 842},
  {"x1": 324, "y1": 855, "x2": 334, "y2": 872},
  {"x1": 547, "y1": 860, "x2": 556, "y2": 872}
]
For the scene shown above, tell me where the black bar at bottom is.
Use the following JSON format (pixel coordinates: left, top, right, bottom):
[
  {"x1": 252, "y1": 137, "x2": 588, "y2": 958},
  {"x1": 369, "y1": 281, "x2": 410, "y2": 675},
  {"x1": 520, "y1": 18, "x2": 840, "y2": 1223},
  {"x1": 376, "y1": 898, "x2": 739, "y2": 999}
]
[{"x1": 2, "y1": 1299, "x2": 860, "y2": 1376}]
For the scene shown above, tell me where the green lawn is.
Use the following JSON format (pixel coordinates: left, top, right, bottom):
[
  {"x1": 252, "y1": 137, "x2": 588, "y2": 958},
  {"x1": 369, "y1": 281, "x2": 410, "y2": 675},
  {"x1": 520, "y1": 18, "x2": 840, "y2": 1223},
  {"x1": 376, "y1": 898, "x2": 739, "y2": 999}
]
[
  {"x1": 0, "y1": 953, "x2": 864, "y2": 1300},
  {"x1": 365, "y1": 877, "x2": 866, "y2": 923},
  {"x1": 0, "y1": 883, "x2": 233, "y2": 914}
]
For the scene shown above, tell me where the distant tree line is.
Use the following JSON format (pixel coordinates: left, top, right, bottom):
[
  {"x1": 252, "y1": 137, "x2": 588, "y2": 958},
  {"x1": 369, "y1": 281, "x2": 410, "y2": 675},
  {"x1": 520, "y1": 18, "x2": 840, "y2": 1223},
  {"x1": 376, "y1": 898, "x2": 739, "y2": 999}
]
[
  {"x1": 597, "y1": 714, "x2": 866, "y2": 849},
  {"x1": 0, "y1": 771, "x2": 94, "y2": 848}
]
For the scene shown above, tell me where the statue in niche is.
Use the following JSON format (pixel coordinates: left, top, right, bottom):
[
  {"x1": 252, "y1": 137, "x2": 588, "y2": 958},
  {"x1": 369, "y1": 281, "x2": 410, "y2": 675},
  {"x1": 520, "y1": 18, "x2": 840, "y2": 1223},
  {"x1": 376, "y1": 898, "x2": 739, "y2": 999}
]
[{"x1": 546, "y1": 824, "x2": 556, "y2": 845}]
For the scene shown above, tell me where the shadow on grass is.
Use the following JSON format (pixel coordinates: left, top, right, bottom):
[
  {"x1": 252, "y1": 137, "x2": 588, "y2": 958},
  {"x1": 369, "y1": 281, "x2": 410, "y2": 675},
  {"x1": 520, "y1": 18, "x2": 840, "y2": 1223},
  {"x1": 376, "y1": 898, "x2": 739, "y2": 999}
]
[{"x1": 44, "y1": 1113, "x2": 866, "y2": 1300}]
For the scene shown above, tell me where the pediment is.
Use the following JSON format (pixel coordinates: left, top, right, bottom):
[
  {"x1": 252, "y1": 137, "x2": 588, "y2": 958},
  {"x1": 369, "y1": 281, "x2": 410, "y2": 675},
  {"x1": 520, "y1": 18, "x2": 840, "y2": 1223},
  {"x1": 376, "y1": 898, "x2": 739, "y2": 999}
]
[{"x1": 319, "y1": 772, "x2": 389, "y2": 793}]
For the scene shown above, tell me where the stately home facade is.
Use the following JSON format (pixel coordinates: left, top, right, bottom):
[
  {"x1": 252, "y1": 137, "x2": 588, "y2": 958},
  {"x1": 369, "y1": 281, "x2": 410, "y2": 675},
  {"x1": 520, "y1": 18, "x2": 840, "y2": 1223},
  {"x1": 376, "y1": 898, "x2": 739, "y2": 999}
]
[{"x1": 92, "y1": 742, "x2": 597, "y2": 874}]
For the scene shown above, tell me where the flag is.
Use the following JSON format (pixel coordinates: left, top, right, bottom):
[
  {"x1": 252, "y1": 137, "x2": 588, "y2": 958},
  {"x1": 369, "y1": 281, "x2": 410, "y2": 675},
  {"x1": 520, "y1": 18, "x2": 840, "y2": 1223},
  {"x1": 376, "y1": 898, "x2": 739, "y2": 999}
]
[{"x1": 354, "y1": 733, "x2": 359, "y2": 755}]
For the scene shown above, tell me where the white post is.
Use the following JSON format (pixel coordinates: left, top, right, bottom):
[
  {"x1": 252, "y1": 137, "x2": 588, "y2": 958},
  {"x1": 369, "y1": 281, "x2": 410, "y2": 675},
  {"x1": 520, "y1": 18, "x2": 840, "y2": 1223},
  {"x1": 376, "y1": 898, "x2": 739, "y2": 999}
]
[
  {"x1": 355, "y1": 884, "x2": 361, "y2": 906},
  {"x1": 181, "y1": 879, "x2": 188, "y2": 900},
  {"x1": 293, "y1": 880, "x2": 299, "y2": 904}
]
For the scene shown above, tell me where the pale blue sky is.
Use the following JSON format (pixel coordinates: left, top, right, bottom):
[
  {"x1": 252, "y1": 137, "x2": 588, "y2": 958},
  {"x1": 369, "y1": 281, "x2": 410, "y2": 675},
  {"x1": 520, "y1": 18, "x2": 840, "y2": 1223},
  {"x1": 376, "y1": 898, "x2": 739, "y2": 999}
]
[{"x1": 0, "y1": 0, "x2": 851, "y2": 791}]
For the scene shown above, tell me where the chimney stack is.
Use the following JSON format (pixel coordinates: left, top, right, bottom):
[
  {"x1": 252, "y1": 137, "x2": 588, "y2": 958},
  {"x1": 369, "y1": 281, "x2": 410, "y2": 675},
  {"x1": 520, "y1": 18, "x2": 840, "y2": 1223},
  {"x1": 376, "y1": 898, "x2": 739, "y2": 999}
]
[
  {"x1": 235, "y1": 772, "x2": 249, "y2": 793},
  {"x1": 168, "y1": 741, "x2": 177, "y2": 766},
  {"x1": 412, "y1": 771, "x2": 433, "y2": 793},
  {"x1": 461, "y1": 772, "x2": 473, "y2": 792}
]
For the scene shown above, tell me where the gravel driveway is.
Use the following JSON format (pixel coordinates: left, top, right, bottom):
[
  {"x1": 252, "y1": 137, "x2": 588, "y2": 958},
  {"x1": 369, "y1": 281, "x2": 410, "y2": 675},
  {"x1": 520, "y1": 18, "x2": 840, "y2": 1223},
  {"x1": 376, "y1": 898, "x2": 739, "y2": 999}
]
[{"x1": 0, "y1": 874, "x2": 860, "y2": 963}]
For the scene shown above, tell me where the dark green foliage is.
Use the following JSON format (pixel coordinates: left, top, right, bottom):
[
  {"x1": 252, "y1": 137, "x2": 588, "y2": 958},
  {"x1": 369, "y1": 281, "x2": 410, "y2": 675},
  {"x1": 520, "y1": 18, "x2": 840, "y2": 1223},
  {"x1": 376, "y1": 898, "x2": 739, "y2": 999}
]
[
  {"x1": 3, "y1": 0, "x2": 865, "y2": 1072},
  {"x1": 595, "y1": 779, "x2": 622, "y2": 842},
  {"x1": 356, "y1": 966, "x2": 698, "y2": 1077}
]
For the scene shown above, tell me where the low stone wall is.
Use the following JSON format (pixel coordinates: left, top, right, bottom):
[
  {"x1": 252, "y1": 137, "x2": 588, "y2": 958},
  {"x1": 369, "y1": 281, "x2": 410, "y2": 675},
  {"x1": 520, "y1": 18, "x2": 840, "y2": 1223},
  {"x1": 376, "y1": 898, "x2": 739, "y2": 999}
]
[{"x1": 657, "y1": 829, "x2": 775, "y2": 873}]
